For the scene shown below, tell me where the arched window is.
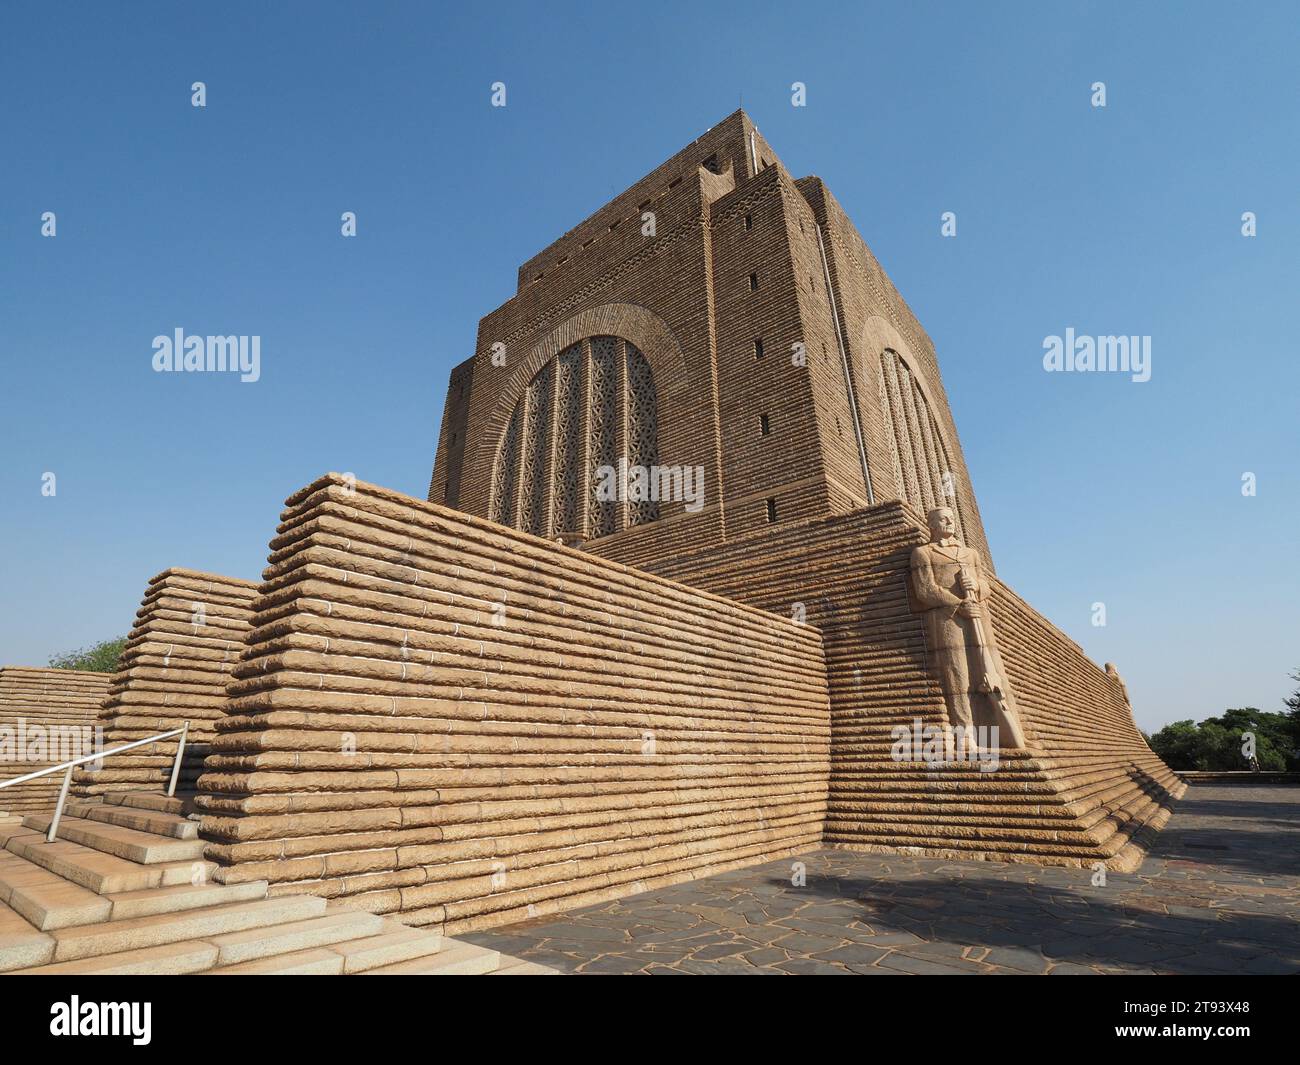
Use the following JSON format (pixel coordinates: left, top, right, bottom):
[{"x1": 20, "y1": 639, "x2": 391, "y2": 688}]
[
  {"x1": 878, "y1": 349, "x2": 967, "y2": 540},
  {"x1": 490, "y1": 336, "x2": 659, "y2": 539}
]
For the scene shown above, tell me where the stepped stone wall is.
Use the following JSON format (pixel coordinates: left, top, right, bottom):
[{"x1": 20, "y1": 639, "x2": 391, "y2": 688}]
[
  {"x1": 0, "y1": 668, "x2": 110, "y2": 814},
  {"x1": 73, "y1": 569, "x2": 258, "y2": 798},
  {"x1": 197, "y1": 474, "x2": 831, "y2": 933},
  {"x1": 642, "y1": 502, "x2": 1184, "y2": 871}
]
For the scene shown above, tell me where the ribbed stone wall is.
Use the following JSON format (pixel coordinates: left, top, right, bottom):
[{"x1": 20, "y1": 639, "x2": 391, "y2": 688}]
[
  {"x1": 73, "y1": 569, "x2": 258, "y2": 798},
  {"x1": 647, "y1": 503, "x2": 1184, "y2": 871},
  {"x1": 0, "y1": 668, "x2": 110, "y2": 814},
  {"x1": 197, "y1": 474, "x2": 831, "y2": 933}
]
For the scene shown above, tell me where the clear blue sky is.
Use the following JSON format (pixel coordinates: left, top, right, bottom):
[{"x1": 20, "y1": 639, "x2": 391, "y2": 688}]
[{"x1": 1, "y1": 2, "x2": 1296, "y2": 732}]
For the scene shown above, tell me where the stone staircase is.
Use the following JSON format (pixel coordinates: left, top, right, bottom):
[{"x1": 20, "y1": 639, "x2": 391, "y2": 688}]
[{"x1": 0, "y1": 793, "x2": 553, "y2": 975}]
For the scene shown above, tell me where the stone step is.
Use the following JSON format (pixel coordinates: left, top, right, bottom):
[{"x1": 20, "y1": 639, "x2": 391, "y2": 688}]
[
  {"x1": 103, "y1": 880, "x2": 269, "y2": 921},
  {"x1": 836, "y1": 812, "x2": 1100, "y2": 835},
  {"x1": 66, "y1": 799, "x2": 197, "y2": 839},
  {"x1": 28, "y1": 914, "x2": 452, "y2": 976},
  {"x1": 21, "y1": 814, "x2": 206, "y2": 864},
  {"x1": 825, "y1": 821, "x2": 1107, "y2": 847},
  {"x1": 49, "y1": 894, "x2": 327, "y2": 963},
  {"x1": 202, "y1": 923, "x2": 444, "y2": 976},
  {"x1": 1080, "y1": 777, "x2": 1169, "y2": 813},
  {"x1": 0, "y1": 849, "x2": 110, "y2": 930},
  {"x1": 1049, "y1": 767, "x2": 1164, "y2": 790},
  {"x1": 833, "y1": 800, "x2": 1077, "y2": 818},
  {"x1": 834, "y1": 742, "x2": 1049, "y2": 760},
  {"x1": 363, "y1": 938, "x2": 500, "y2": 975},
  {"x1": 15, "y1": 938, "x2": 220, "y2": 975},
  {"x1": 0, "y1": 899, "x2": 55, "y2": 973},
  {"x1": 329, "y1": 923, "x2": 445, "y2": 974},
  {"x1": 76, "y1": 770, "x2": 172, "y2": 788},
  {"x1": 832, "y1": 774, "x2": 1060, "y2": 790},
  {"x1": 826, "y1": 826, "x2": 1124, "y2": 860},
  {"x1": 1083, "y1": 792, "x2": 1169, "y2": 844},
  {"x1": 1060, "y1": 775, "x2": 1179, "y2": 808},
  {"x1": 5, "y1": 829, "x2": 215, "y2": 894},
  {"x1": 1046, "y1": 770, "x2": 1155, "y2": 789},
  {"x1": 205, "y1": 946, "x2": 346, "y2": 975},
  {"x1": 207, "y1": 910, "x2": 385, "y2": 968},
  {"x1": 105, "y1": 791, "x2": 189, "y2": 816}
]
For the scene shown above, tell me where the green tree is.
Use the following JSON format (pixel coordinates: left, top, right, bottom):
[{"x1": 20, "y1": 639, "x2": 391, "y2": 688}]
[
  {"x1": 48, "y1": 636, "x2": 127, "y2": 674},
  {"x1": 1149, "y1": 704, "x2": 1299, "y2": 772},
  {"x1": 1148, "y1": 720, "x2": 1202, "y2": 770}
]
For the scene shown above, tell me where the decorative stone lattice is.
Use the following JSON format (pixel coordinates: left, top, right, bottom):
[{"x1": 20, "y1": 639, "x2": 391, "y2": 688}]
[
  {"x1": 519, "y1": 361, "x2": 553, "y2": 537},
  {"x1": 626, "y1": 344, "x2": 659, "y2": 527},
  {"x1": 490, "y1": 335, "x2": 658, "y2": 542},
  {"x1": 588, "y1": 336, "x2": 619, "y2": 538},
  {"x1": 552, "y1": 344, "x2": 582, "y2": 535}
]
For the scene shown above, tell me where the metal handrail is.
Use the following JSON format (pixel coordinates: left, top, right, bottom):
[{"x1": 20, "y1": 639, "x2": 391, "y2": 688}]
[{"x1": 0, "y1": 721, "x2": 189, "y2": 843}]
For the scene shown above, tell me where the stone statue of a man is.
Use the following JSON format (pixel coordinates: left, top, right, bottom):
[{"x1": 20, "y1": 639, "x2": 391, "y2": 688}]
[{"x1": 910, "y1": 507, "x2": 1027, "y2": 749}]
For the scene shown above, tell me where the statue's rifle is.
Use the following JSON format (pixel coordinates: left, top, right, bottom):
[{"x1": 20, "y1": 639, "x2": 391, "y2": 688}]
[{"x1": 959, "y1": 563, "x2": 1027, "y2": 749}]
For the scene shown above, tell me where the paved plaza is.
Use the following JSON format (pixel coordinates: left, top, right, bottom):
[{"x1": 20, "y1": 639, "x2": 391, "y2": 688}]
[{"x1": 466, "y1": 785, "x2": 1300, "y2": 975}]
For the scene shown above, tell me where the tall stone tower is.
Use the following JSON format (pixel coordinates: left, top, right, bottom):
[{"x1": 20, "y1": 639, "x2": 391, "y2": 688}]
[{"x1": 428, "y1": 110, "x2": 991, "y2": 571}]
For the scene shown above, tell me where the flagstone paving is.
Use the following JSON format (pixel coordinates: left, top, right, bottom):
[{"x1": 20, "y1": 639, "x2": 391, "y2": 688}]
[{"x1": 464, "y1": 785, "x2": 1300, "y2": 974}]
